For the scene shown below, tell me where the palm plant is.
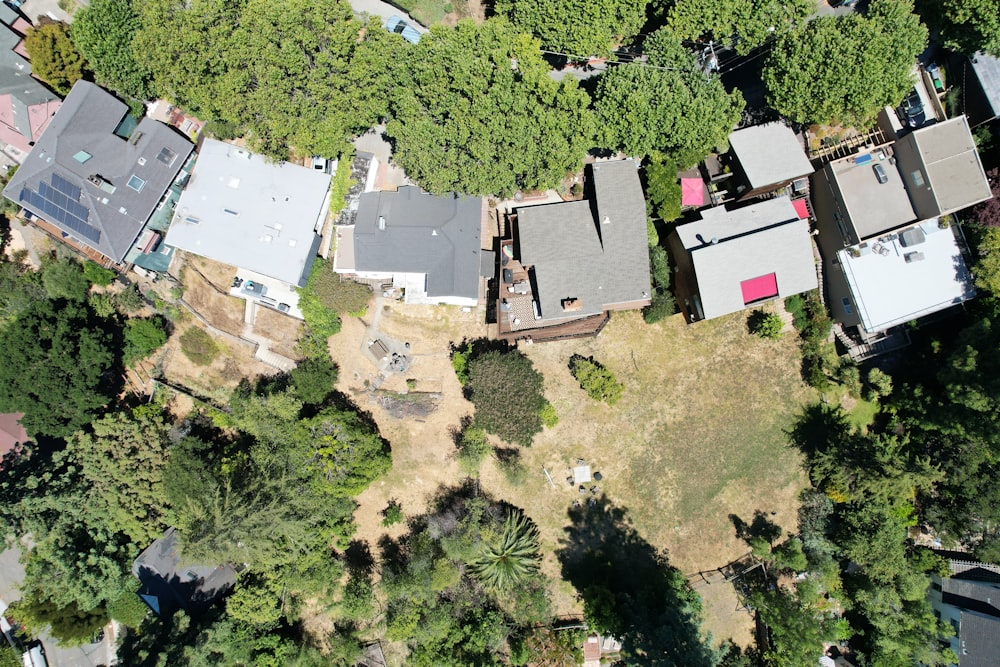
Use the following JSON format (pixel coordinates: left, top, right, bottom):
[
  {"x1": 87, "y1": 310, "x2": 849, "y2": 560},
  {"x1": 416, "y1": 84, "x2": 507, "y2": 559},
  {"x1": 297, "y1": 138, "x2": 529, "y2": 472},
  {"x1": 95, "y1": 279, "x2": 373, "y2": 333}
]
[{"x1": 469, "y1": 512, "x2": 541, "y2": 592}]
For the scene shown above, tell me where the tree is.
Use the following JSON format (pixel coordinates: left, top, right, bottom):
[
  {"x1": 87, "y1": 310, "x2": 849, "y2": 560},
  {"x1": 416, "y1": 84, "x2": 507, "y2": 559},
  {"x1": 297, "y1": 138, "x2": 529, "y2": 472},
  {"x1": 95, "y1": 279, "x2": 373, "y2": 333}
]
[
  {"x1": 466, "y1": 349, "x2": 547, "y2": 446},
  {"x1": 456, "y1": 425, "x2": 491, "y2": 476},
  {"x1": 659, "y1": 0, "x2": 814, "y2": 54},
  {"x1": 644, "y1": 244, "x2": 676, "y2": 324},
  {"x1": 0, "y1": 252, "x2": 46, "y2": 326},
  {"x1": 748, "y1": 310, "x2": 783, "y2": 339},
  {"x1": 386, "y1": 19, "x2": 594, "y2": 196},
  {"x1": 569, "y1": 355, "x2": 623, "y2": 405},
  {"x1": 495, "y1": 0, "x2": 648, "y2": 57},
  {"x1": 928, "y1": 0, "x2": 1000, "y2": 56},
  {"x1": 750, "y1": 586, "x2": 840, "y2": 667},
  {"x1": 7, "y1": 595, "x2": 107, "y2": 646},
  {"x1": 24, "y1": 21, "x2": 85, "y2": 95},
  {"x1": 973, "y1": 223, "x2": 1000, "y2": 296},
  {"x1": 645, "y1": 157, "x2": 682, "y2": 222},
  {"x1": 290, "y1": 355, "x2": 338, "y2": 405},
  {"x1": 71, "y1": 0, "x2": 153, "y2": 100},
  {"x1": 972, "y1": 169, "x2": 1000, "y2": 228},
  {"x1": 41, "y1": 257, "x2": 90, "y2": 301},
  {"x1": 762, "y1": 0, "x2": 928, "y2": 126},
  {"x1": 0, "y1": 299, "x2": 116, "y2": 438},
  {"x1": 469, "y1": 513, "x2": 541, "y2": 592},
  {"x1": 594, "y1": 31, "x2": 743, "y2": 163},
  {"x1": 82, "y1": 260, "x2": 116, "y2": 287},
  {"x1": 124, "y1": 317, "x2": 168, "y2": 366}
]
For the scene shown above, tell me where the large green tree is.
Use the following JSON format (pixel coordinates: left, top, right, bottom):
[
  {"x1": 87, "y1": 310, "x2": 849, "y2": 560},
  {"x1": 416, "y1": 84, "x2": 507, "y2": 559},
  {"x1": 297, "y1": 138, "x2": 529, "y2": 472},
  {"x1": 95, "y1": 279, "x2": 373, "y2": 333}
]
[
  {"x1": 594, "y1": 30, "x2": 743, "y2": 163},
  {"x1": 495, "y1": 0, "x2": 647, "y2": 57},
  {"x1": 927, "y1": 0, "x2": 1000, "y2": 56},
  {"x1": 71, "y1": 0, "x2": 153, "y2": 100},
  {"x1": 762, "y1": 0, "x2": 927, "y2": 126},
  {"x1": 386, "y1": 19, "x2": 594, "y2": 196},
  {"x1": 659, "y1": 0, "x2": 813, "y2": 54},
  {"x1": 0, "y1": 299, "x2": 117, "y2": 438}
]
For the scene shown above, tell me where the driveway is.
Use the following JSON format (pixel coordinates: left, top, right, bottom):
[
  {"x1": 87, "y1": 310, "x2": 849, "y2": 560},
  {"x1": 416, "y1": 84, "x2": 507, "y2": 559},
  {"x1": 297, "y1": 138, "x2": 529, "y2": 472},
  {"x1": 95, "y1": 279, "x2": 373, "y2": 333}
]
[
  {"x1": 0, "y1": 546, "x2": 117, "y2": 667},
  {"x1": 346, "y1": 0, "x2": 428, "y2": 33},
  {"x1": 17, "y1": 0, "x2": 74, "y2": 24}
]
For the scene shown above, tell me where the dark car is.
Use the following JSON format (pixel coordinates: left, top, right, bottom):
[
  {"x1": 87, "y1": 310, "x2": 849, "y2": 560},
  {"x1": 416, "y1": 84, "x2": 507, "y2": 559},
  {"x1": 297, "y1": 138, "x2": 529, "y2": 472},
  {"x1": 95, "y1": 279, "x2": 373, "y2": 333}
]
[
  {"x1": 898, "y1": 89, "x2": 925, "y2": 128},
  {"x1": 873, "y1": 163, "x2": 889, "y2": 184},
  {"x1": 243, "y1": 280, "x2": 267, "y2": 297}
]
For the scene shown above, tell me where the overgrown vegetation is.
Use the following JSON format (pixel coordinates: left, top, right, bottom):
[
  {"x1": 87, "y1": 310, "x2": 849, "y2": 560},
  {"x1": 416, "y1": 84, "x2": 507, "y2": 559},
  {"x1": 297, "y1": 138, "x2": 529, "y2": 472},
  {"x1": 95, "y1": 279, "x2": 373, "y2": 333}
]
[
  {"x1": 644, "y1": 243, "x2": 677, "y2": 324},
  {"x1": 178, "y1": 326, "x2": 218, "y2": 366},
  {"x1": 297, "y1": 259, "x2": 371, "y2": 356},
  {"x1": 784, "y1": 291, "x2": 834, "y2": 389},
  {"x1": 463, "y1": 346, "x2": 548, "y2": 446},
  {"x1": 568, "y1": 354, "x2": 623, "y2": 405},
  {"x1": 747, "y1": 310, "x2": 783, "y2": 339}
]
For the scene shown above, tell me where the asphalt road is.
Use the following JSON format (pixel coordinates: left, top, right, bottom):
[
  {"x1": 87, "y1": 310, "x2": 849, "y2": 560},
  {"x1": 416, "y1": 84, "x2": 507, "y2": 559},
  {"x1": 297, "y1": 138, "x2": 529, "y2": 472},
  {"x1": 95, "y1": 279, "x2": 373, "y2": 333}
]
[
  {"x1": 0, "y1": 546, "x2": 115, "y2": 667},
  {"x1": 346, "y1": 0, "x2": 428, "y2": 33}
]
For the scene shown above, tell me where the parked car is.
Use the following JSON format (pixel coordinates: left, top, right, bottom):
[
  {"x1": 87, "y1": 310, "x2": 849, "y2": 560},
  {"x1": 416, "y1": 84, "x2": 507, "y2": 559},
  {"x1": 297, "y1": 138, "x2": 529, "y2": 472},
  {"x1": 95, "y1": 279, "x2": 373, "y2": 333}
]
[
  {"x1": 243, "y1": 280, "x2": 267, "y2": 297},
  {"x1": 385, "y1": 15, "x2": 420, "y2": 45},
  {"x1": 897, "y1": 89, "x2": 926, "y2": 128},
  {"x1": 310, "y1": 156, "x2": 332, "y2": 174},
  {"x1": 873, "y1": 163, "x2": 889, "y2": 184}
]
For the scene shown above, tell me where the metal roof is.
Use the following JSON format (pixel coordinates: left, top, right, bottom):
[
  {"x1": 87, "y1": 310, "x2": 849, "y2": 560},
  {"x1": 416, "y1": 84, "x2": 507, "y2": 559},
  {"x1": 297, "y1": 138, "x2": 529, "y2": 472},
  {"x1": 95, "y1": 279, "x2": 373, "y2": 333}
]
[
  {"x1": 728, "y1": 122, "x2": 814, "y2": 189},
  {"x1": 351, "y1": 186, "x2": 484, "y2": 300},
  {"x1": 165, "y1": 139, "x2": 330, "y2": 287},
  {"x1": 514, "y1": 160, "x2": 651, "y2": 322},
  {"x1": 2, "y1": 81, "x2": 193, "y2": 262},
  {"x1": 970, "y1": 51, "x2": 1000, "y2": 118}
]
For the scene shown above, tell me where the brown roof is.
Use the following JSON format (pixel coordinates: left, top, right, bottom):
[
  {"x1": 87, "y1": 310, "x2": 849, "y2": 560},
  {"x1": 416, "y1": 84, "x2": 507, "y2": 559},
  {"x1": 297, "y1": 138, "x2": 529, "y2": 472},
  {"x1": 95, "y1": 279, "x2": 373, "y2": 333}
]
[{"x1": 0, "y1": 412, "x2": 27, "y2": 457}]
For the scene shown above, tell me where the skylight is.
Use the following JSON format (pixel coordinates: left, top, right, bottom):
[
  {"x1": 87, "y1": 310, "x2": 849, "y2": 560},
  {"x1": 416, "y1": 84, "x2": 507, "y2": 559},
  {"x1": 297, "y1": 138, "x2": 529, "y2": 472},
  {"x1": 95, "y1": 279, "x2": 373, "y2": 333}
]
[
  {"x1": 127, "y1": 175, "x2": 145, "y2": 192},
  {"x1": 73, "y1": 150, "x2": 92, "y2": 164}
]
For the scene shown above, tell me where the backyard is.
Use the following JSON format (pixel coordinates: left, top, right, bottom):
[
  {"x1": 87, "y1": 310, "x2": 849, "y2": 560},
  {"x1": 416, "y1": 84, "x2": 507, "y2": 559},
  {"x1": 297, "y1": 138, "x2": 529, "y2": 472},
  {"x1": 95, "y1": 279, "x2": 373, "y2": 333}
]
[{"x1": 329, "y1": 301, "x2": 813, "y2": 650}]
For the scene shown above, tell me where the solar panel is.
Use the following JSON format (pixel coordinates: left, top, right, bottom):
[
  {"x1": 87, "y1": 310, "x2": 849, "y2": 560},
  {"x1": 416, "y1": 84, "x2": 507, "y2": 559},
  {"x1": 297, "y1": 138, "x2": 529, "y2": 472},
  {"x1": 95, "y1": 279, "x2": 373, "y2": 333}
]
[
  {"x1": 51, "y1": 173, "x2": 82, "y2": 201},
  {"x1": 20, "y1": 183, "x2": 101, "y2": 244}
]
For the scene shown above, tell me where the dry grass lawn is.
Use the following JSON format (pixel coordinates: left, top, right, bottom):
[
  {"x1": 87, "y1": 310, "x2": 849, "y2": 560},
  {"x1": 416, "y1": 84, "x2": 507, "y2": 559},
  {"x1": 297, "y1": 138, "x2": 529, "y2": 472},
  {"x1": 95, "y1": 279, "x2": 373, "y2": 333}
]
[
  {"x1": 180, "y1": 259, "x2": 246, "y2": 336},
  {"x1": 254, "y1": 306, "x2": 304, "y2": 359},
  {"x1": 331, "y1": 303, "x2": 812, "y2": 650}
]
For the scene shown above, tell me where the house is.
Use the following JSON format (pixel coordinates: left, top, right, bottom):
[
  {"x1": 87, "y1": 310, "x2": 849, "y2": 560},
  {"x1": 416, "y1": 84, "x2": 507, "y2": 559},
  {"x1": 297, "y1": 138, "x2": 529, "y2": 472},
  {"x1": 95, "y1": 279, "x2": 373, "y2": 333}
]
[
  {"x1": 669, "y1": 196, "x2": 817, "y2": 322},
  {"x1": 929, "y1": 553, "x2": 1000, "y2": 667},
  {"x1": 497, "y1": 160, "x2": 651, "y2": 342},
  {"x1": 959, "y1": 51, "x2": 1000, "y2": 127},
  {"x1": 164, "y1": 138, "x2": 332, "y2": 317},
  {"x1": 0, "y1": 4, "x2": 60, "y2": 162},
  {"x1": 333, "y1": 185, "x2": 486, "y2": 307},
  {"x1": 0, "y1": 412, "x2": 27, "y2": 459},
  {"x1": 813, "y1": 115, "x2": 991, "y2": 336},
  {"x1": 132, "y1": 527, "x2": 236, "y2": 617},
  {"x1": 2, "y1": 80, "x2": 194, "y2": 266},
  {"x1": 727, "y1": 122, "x2": 814, "y2": 200}
]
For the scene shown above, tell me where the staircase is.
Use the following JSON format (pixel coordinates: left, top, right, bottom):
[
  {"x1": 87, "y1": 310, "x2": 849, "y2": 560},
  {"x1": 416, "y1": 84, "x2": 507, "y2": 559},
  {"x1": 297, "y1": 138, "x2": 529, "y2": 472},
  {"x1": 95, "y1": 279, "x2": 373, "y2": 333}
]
[{"x1": 834, "y1": 324, "x2": 911, "y2": 362}]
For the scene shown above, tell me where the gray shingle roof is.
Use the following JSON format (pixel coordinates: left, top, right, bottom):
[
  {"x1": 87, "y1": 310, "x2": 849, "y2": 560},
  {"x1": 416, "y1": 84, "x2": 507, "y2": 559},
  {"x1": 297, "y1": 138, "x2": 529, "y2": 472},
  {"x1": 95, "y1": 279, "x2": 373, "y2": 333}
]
[
  {"x1": 728, "y1": 123, "x2": 814, "y2": 189},
  {"x1": 970, "y1": 51, "x2": 1000, "y2": 119},
  {"x1": 515, "y1": 160, "x2": 651, "y2": 322},
  {"x1": 676, "y1": 197, "x2": 817, "y2": 320},
  {"x1": 165, "y1": 138, "x2": 331, "y2": 287},
  {"x1": 940, "y1": 578, "x2": 1000, "y2": 667},
  {"x1": 352, "y1": 186, "x2": 484, "y2": 300},
  {"x1": 2, "y1": 81, "x2": 193, "y2": 263},
  {"x1": 0, "y1": 16, "x2": 59, "y2": 142},
  {"x1": 132, "y1": 528, "x2": 236, "y2": 616}
]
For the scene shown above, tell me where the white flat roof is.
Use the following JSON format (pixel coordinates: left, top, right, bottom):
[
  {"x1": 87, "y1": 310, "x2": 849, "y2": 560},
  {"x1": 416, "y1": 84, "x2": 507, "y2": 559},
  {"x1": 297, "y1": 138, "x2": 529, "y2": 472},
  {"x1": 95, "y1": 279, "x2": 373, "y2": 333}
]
[
  {"x1": 165, "y1": 139, "x2": 331, "y2": 287},
  {"x1": 839, "y1": 220, "x2": 975, "y2": 333}
]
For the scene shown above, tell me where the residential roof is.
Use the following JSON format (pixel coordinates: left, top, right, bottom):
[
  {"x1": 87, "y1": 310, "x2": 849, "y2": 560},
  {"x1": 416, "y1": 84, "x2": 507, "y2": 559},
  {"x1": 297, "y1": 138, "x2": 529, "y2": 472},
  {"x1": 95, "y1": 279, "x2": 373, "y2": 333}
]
[
  {"x1": 132, "y1": 527, "x2": 236, "y2": 616},
  {"x1": 958, "y1": 612, "x2": 1000, "y2": 667},
  {"x1": 165, "y1": 139, "x2": 330, "y2": 287},
  {"x1": 825, "y1": 152, "x2": 915, "y2": 242},
  {"x1": 0, "y1": 412, "x2": 26, "y2": 458},
  {"x1": 969, "y1": 51, "x2": 1000, "y2": 119},
  {"x1": 2, "y1": 81, "x2": 193, "y2": 263},
  {"x1": 676, "y1": 197, "x2": 817, "y2": 320},
  {"x1": 0, "y1": 13, "x2": 61, "y2": 153},
  {"x1": 728, "y1": 122, "x2": 814, "y2": 189},
  {"x1": 350, "y1": 186, "x2": 484, "y2": 300},
  {"x1": 907, "y1": 116, "x2": 992, "y2": 215},
  {"x1": 515, "y1": 160, "x2": 651, "y2": 322},
  {"x1": 838, "y1": 220, "x2": 975, "y2": 333}
]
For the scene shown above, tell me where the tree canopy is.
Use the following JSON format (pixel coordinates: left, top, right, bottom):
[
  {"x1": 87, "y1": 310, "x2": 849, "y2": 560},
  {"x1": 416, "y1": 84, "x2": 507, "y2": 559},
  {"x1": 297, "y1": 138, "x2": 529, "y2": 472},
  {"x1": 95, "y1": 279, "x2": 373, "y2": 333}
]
[
  {"x1": 762, "y1": 0, "x2": 928, "y2": 126},
  {"x1": 927, "y1": 0, "x2": 1000, "y2": 56},
  {"x1": 24, "y1": 21, "x2": 85, "y2": 96},
  {"x1": 71, "y1": 0, "x2": 153, "y2": 100},
  {"x1": 594, "y1": 31, "x2": 743, "y2": 163},
  {"x1": 495, "y1": 0, "x2": 648, "y2": 57},
  {"x1": 658, "y1": 0, "x2": 814, "y2": 54},
  {"x1": 386, "y1": 19, "x2": 594, "y2": 196}
]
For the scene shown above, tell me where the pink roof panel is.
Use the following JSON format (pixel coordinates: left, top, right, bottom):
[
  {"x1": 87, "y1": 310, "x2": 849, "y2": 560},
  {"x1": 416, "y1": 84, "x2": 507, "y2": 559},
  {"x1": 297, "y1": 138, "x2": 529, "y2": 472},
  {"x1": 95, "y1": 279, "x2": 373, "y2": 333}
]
[
  {"x1": 741, "y1": 273, "x2": 778, "y2": 305},
  {"x1": 681, "y1": 178, "x2": 704, "y2": 206},
  {"x1": 792, "y1": 198, "x2": 810, "y2": 219}
]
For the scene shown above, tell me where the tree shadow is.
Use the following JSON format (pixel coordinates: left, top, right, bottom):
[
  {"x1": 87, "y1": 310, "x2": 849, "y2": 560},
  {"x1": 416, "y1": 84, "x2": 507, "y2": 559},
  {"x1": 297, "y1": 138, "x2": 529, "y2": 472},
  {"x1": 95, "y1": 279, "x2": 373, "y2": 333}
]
[
  {"x1": 786, "y1": 402, "x2": 851, "y2": 460},
  {"x1": 343, "y1": 539, "x2": 375, "y2": 575},
  {"x1": 557, "y1": 496, "x2": 716, "y2": 667},
  {"x1": 729, "y1": 510, "x2": 782, "y2": 544}
]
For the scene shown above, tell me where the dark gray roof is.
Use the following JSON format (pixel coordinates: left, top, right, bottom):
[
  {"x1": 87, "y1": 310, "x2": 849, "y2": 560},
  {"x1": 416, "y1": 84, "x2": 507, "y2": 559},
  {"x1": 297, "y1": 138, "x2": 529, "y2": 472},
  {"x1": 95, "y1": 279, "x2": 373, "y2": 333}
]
[
  {"x1": 970, "y1": 51, "x2": 1000, "y2": 119},
  {"x1": 515, "y1": 160, "x2": 651, "y2": 322},
  {"x1": 958, "y1": 611, "x2": 1000, "y2": 667},
  {"x1": 908, "y1": 115, "x2": 992, "y2": 215},
  {"x1": 728, "y1": 123, "x2": 814, "y2": 189},
  {"x1": 352, "y1": 186, "x2": 483, "y2": 300},
  {"x1": 132, "y1": 528, "x2": 236, "y2": 616},
  {"x1": 2, "y1": 81, "x2": 193, "y2": 262},
  {"x1": 942, "y1": 578, "x2": 1000, "y2": 618},
  {"x1": 0, "y1": 15, "x2": 59, "y2": 142}
]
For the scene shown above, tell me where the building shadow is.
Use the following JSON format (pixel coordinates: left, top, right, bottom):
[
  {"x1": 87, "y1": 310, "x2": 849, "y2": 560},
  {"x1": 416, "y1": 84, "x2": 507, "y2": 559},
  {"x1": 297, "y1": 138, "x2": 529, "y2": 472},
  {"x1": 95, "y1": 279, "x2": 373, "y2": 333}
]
[{"x1": 557, "y1": 496, "x2": 716, "y2": 667}]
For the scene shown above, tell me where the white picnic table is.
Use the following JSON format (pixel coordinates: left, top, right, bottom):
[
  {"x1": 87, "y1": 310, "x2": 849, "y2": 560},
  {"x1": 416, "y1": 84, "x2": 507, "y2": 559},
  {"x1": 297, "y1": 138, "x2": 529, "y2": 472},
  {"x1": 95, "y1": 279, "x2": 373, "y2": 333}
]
[{"x1": 573, "y1": 465, "x2": 592, "y2": 485}]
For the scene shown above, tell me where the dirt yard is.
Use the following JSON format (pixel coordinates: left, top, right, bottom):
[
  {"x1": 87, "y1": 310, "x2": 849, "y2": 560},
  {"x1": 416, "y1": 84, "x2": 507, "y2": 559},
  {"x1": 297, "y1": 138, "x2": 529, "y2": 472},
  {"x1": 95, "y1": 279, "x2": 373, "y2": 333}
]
[
  {"x1": 254, "y1": 306, "x2": 304, "y2": 360},
  {"x1": 178, "y1": 255, "x2": 245, "y2": 336},
  {"x1": 332, "y1": 302, "x2": 812, "y2": 649}
]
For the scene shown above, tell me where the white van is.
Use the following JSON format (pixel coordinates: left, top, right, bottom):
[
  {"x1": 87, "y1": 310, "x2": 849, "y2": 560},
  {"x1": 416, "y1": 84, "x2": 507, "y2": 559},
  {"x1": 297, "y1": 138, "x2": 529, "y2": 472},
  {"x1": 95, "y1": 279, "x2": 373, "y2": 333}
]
[{"x1": 21, "y1": 641, "x2": 46, "y2": 667}]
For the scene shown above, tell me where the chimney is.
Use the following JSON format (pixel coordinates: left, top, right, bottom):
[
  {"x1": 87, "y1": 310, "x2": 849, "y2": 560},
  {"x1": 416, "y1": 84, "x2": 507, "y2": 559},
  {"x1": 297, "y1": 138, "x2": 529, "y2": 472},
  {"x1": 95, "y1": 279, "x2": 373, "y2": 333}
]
[{"x1": 562, "y1": 298, "x2": 582, "y2": 312}]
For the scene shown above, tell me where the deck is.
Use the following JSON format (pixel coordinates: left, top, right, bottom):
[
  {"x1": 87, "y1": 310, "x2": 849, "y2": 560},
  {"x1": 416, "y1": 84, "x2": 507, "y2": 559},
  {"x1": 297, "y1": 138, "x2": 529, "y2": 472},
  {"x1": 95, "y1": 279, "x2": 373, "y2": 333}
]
[{"x1": 24, "y1": 214, "x2": 118, "y2": 268}]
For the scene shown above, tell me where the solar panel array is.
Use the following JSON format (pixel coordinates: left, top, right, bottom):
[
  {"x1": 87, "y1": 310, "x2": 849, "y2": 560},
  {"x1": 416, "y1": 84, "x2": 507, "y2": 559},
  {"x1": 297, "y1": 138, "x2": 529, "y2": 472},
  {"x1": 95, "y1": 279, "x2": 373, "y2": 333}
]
[{"x1": 20, "y1": 174, "x2": 101, "y2": 244}]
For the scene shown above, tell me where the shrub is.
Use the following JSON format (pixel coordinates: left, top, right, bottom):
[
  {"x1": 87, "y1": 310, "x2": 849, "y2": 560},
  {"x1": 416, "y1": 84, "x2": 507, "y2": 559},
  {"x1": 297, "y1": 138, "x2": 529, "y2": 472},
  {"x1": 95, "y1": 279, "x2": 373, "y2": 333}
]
[
  {"x1": 787, "y1": 291, "x2": 830, "y2": 345},
  {"x1": 644, "y1": 244, "x2": 676, "y2": 324},
  {"x1": 381, "y1": 499, "x2": 404, "y2": 527},
  {"x1": 467, "y1": 349, "x2": 546, "y2": 446},
  {"x1": 569, "y1": 354, "x2": 623, "y2": 405},
  {"x1": 329, "y1": 151, "x2": 356, "y2": 215},
  {"x1": 748, "y1": 310, "x2": 783, "y2": 339},
  {"x1": 538, "y1": 401, "x2": 558, "y2": 428},
  {"x1": 835, "y1": 361, "x2": 862, "y2": 398},
  {"x1": 205, "y1": 119, "x2": 239, "y2": 140},
  {"x1": 496, "y1": 448, "x2": 528, "y2": 486},
  {"x1": 123, "y1": 316, "x2": 168, "y2": 366},
  {"x1": 88, "y1": 292, "x2": 116, "y2": 318},
  {"x1": 106, "y1": 580, "x2": 148, "y2": 627},
  {"x1": 645, "y1": 156, "x2": 682, "y2": 222},
  {"x1": 42, "y1": 258, "x2": 89, "y2": 301},
  {"x1": 452, "y1": 344, "x2": 471, "y2": 386},
  {"x1": 114, "y1": 285, "x2": 146, "y2": 313},
  {"x1": 290, "y1": 355, "x2": 338, "y2": 405},
  {"x1": 865, "y1": 368, "x2": 893, "y2": 402},
  {"x1": 457, "y1": 426, "x2": 491, "y2": 476},
  {"x1": 179, "y1": 326, "x2": 219, "y2": 366},
  {"x1": 82, "y1": 260, "x2": 115, "y2": 286}
]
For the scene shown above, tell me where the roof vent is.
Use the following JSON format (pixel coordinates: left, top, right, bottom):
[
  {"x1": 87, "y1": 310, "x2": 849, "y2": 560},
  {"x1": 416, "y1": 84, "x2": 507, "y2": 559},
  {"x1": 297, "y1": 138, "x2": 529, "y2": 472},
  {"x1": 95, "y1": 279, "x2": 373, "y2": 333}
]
[
  {"x1": 710, "y1": 237, "x2": 718, "y2": 244},
  {"x1": 603, "y1": 216, "x2": 611, "y2": 225},
  {"x1": 137, "y1": 157, "x2": 147, "y2": 166},
  {"x1": 377, "y1": 216, "x2": 386, "y2": 230},
  {"x1": 233, "y1": 148, "x2": 251, "y2": 160},
  {"x1": 432, "y1": 229, "x2": 438, "y2": 236}
]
